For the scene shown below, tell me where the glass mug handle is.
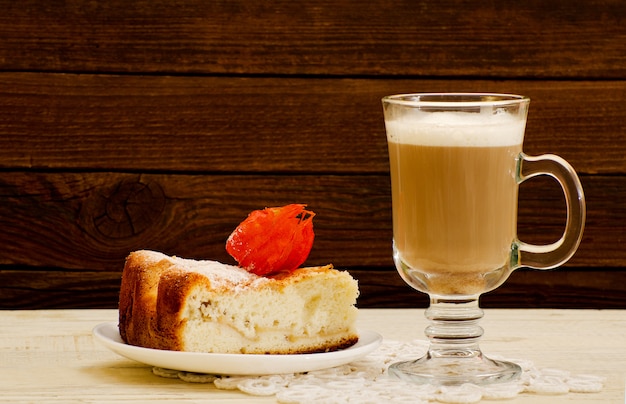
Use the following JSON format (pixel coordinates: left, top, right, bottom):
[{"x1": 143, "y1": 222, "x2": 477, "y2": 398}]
[{"x1": 514, "y1": 153, "x2": 586, "y2": 269}]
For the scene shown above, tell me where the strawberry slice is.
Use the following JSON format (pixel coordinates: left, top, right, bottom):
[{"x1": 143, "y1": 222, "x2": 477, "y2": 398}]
[{"x1": 226, "y1": 204, "x2": 315, "y2": 276}]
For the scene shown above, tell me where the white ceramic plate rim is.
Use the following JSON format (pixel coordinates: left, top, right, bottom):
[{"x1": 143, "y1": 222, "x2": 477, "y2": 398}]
[{"x1": 93, "y1": 322, "x2": 382, "y2": 375}]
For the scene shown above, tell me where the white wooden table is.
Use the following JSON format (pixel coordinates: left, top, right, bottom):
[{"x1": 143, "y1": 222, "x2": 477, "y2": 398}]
[{"x1": 1, "y1": 309, "x2": 624, "y2": 403}]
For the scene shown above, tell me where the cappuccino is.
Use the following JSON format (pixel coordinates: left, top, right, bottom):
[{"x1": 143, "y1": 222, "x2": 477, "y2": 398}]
[{"x1": 386, "y1": 111, "x2": 525, "y2": 295}]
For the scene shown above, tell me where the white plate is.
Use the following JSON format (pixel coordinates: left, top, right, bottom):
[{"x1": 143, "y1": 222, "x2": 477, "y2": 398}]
[{"x1": 93, "y1": 322, "x2": 382, "y2": 376}]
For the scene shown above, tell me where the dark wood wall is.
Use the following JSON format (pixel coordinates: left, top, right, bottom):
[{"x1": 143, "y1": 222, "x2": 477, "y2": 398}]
[{"x1": 1, "y1": 0, "x2": 625, "y2": 309}]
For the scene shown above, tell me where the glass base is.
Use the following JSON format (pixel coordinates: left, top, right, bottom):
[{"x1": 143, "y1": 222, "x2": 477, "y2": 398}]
[{"x1": 388, "y1": 352, "x2": 521, "y2": 386}]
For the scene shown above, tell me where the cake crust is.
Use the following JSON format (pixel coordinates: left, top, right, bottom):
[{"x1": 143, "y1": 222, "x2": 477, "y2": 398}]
[{"x1": 119, "y1": 250, "x2": 359, "y2": 354}]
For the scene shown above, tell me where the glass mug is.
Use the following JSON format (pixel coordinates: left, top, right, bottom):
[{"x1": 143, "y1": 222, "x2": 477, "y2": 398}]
[{"x1": 382, "y1": 93, "x2": 585, "y2": 385}]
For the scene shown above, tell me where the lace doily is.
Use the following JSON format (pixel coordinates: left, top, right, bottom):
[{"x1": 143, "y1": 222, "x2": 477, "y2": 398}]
[{"x1": 152, "y1": 339, "x2": 604, "y2": 403}]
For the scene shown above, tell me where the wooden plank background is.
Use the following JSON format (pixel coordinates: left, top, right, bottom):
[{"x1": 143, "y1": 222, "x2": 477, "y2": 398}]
[{"x1": 0, "y1": 0, "x2": 625, "y2": 309}]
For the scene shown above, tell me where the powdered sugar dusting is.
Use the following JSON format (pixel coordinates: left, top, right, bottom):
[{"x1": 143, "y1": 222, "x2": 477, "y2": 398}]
[{"x1": 160, "y1": 252, "x2": 267, "y2": 289}]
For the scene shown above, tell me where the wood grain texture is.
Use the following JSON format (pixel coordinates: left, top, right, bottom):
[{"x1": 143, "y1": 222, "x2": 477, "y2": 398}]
[
  {"x1": 0, "y1": 0, "x2": 624, "y2": 77},
  {"x1": 1, "y1": 268, "x2": 624, "y2": 310},
  {"x1": 0, "y1": 172, "x2": 623, "y2": 269},
  {"x1": 0, "y1": 0, "x2": 624, "y2": 309},
  {"x1": 2, "y1": 309, "x2": 625, "y2": 402},
  {"x1": 351, "y1": 267, "x2": 626, "y2": 309},
  {"x1": 0, "y1": 74, "x2": 624, "y2": 174}
]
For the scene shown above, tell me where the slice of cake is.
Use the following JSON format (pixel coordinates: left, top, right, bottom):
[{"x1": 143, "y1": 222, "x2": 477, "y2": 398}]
[{"x1": 118, "y1": 250, "x2": 359, "y2": 354}]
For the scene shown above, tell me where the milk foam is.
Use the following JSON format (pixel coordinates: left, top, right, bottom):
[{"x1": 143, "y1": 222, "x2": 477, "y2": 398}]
[{"x1": 385, "y1": 110, "x2": 526, "y2": 147}]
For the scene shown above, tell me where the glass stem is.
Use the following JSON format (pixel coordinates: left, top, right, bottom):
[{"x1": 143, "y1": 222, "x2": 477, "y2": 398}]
[
  {"x1": 388, "y1": 295, "x2": 521, "y2": 385},
  {"x1": 424, "y1": 297, "x2": 485, "y2": 359}
]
